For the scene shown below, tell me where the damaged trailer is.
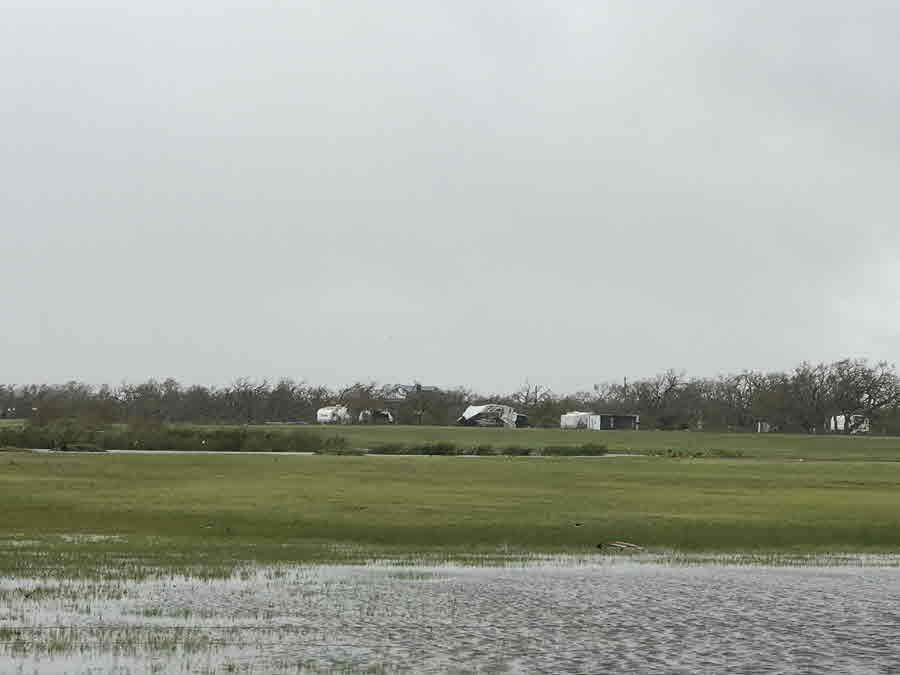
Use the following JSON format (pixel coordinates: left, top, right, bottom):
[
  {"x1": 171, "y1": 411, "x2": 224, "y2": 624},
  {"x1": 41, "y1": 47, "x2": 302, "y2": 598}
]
[
  {"x1": 457, "y1": 404, "x2": 529, "y2": 428},
  {"x1": 358, "y1": 409, "x2": 395, "y2": 425},
  {"x1": 316, "y1": 405, "x2": 352, "y2": 425},
  {"x1": 829, "y1": 414, "x2": 870, "y2": 434}
]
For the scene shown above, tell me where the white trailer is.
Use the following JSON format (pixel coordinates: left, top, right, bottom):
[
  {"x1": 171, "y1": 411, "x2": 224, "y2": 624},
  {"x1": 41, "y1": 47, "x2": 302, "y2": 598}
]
[
  {"x1": 560, "y1": 412, "x2": 594, "y2": 429},
  {"x1": 560, "y1": 411, "x2": 640, "y2": 430}
]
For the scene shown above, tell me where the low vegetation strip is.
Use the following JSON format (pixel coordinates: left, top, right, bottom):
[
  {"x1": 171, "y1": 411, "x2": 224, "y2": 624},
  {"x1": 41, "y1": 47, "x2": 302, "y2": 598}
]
[
  {"x1": 0, "y1": 422, "x2": 347, "y2": 453},
  {"x1": 367, "y1": 441, "x2": 608, "y2": 456},
  {"x1": 0, "y1": 423, "x2": 607, "y2": 457},
  {"x1": 284, "y1": 425, "x2": 900, "y2": 461},
  {"x1": 646, "y1": 448, "x2": 745, "y2": 458},
  {"x1": 4, "y1": 422, "x2": 900, "y2": 460}
]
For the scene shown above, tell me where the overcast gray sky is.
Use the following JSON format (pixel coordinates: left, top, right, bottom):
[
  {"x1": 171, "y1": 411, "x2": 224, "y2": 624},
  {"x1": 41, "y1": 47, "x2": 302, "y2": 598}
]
[{"x1": 4, "y1": 0, "x2": 899, "y2": 393}]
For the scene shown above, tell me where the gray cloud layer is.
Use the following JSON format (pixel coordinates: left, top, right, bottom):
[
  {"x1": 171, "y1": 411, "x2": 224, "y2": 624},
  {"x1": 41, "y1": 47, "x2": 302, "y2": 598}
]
[{"x1": 4, "y1": 1, "x2": 899, "y2": 391}]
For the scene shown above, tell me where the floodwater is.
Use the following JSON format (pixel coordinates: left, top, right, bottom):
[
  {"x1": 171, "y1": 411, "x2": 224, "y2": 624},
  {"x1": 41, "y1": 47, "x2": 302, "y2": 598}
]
[{"x1": 2, "y1": 556, "x2": 900, "y2": 674}]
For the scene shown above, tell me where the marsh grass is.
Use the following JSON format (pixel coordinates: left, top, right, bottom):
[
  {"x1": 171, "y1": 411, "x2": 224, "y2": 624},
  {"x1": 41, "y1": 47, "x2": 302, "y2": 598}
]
[
  {"x1": 2, "y1": 453, "x2": 900, "y2": 578},
  {"x1": 3, "y1": 626, "x2": 214, "y2": 657}
]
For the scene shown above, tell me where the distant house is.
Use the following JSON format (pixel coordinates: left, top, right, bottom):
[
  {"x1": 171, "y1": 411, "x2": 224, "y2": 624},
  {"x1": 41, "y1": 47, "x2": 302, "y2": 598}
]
[
  {"x1": 829, "y1": 414, "x2": 870, "y2": 434},
  {"x1": 560, "y1": 412, "x2": 640, "y2": 430}
]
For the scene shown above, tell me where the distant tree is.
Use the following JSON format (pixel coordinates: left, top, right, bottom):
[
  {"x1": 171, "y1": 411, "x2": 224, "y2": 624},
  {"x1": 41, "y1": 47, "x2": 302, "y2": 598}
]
[
  {"x1": 788, "y1": 362, "x2": 832, "y2": 433},
  {"x1": 226, "y1": 378, "x2": 269, "y2": 424}
]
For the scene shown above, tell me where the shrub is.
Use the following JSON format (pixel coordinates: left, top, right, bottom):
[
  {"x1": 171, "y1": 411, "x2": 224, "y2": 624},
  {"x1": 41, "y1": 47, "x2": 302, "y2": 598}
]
[
  {"x1": 59, "y1": 442, "x2": 104, "y2": 453},
  {"x1": 369, "y1": 442, "x2": 461, "y2": 455},
  {"x1": 416, "y1": 442, "x2": 459, "y2": 455},
  {"x1": 501, "y1": 445, "x2": 534, "y2": 456},
  {"x1": 541, "y1": 442, "x2": 608, "y2": 456},
  {"x1": 578, "y1": 442, "x2": 608, "y2": 456},
  {"x1": 321, "y1": 447, "x2": 368, "y2": 456},
  {"x1": 0, "y1": 419, "x2": 94, "y2": 450},
  {"x1": 702, "y1": 448, "x2": 744, "y2": 458},
  {"x1": 648, "y1": 447, "x2": 744, "y2": 459},
  {"x1": 369, "y1": 442, "x2": 408, "y2": 455}
]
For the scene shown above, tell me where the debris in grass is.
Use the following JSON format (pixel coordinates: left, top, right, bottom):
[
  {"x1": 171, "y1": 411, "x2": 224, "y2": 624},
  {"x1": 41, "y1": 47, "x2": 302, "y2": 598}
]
[{"x1": 599, "y1": 541, "x2": 644, "y2": 552}]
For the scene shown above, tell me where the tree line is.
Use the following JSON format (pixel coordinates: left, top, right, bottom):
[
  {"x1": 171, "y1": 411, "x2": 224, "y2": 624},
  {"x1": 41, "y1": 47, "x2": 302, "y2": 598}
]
[{"x1": 3, "y1": 358, "x2": 900, "y2": 433}]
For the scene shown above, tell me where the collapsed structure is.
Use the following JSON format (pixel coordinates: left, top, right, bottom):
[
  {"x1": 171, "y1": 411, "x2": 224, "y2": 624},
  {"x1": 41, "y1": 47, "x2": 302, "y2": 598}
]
[
  {"x1": 560, "y1": 411, "x2": 640, "y2": 430},
  {"x1": 828, "y1": 414, "x2": 870, "y2": 434},
  {"x1": 358, "y1": 409, "x2": 395, "y2": 424},
  {"x1": 316, "y1": 405, "x2": 352, "y2": 424},
  {"x1": 457, "y1": 404, "x2": 529, "y2": 428}
]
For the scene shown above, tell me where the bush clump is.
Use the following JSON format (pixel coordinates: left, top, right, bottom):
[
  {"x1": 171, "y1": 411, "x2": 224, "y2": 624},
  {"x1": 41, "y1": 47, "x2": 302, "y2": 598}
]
[
  {"x1": 649, "y1": 447, "x2": 744, "y2": 458},
  {"x1": 367, "y1": 442, "x2": 409, "y2": 455},
  {"x1": 0, "y1": 419, "x2": 93, "y2": 450},
  {"x1": 0, "y1": 421, "x2": 348, "y2": 453},
  {"x1": 415, "y1": 442, "x2": 459, "y2": 455},
  {"x1": 541, "y1": 442, "x2": 608, "y2": 456},
  {"x1": 363, "y1": 443, "x2": 609, "y2": 457},
  {"x1": 368, "y1": 441, "x2": 461, "y2": 455},
  {"x1": 501, "y1": 445, "x2": 534, "y2": 456},
  {"x1": 59, "y1": 442, "x2": 105, "y2": 452}
]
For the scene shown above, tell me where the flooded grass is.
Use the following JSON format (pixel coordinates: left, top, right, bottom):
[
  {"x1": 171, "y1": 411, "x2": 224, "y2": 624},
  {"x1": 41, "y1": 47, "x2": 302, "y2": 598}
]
[
  {"x1": 3, "y1": 452, "x2": 900, "y2": 670},
  {"x1": 3, "y1": 556, "x2": 900, "y2": 673}
]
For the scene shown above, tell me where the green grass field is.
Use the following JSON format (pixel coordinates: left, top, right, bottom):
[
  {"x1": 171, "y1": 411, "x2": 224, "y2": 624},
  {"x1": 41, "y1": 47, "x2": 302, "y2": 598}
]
[
  {"x1": 2, "y1": 449, "x2": 900, "y2": 576},
  {"x1": 266, "y1": 424, "x2": 900, "y2": 461}
]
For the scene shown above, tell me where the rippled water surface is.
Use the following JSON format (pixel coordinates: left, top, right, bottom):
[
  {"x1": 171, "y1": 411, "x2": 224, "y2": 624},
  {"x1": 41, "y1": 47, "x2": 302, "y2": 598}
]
[{"x1": 3, "y1": 557, "x2": 900, "y2": 674}]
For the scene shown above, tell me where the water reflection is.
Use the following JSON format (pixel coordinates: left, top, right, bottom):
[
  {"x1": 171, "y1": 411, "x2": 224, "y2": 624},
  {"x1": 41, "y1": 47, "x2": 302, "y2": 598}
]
[{"x1": 2, "y1": 557, "x2": 899, "y2": 673}]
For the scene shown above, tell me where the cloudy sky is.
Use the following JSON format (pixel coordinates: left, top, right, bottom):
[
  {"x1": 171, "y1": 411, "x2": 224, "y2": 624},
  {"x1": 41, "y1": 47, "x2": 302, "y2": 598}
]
[{"x1": 4, "y1": 0, "x2": 899, "y2": 393}]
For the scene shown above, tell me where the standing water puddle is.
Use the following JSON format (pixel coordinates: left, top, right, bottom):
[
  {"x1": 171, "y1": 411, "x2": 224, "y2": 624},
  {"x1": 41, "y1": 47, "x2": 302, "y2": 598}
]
[{"x1": 2, "y1": 556, "x2": 900, "y2": 673}]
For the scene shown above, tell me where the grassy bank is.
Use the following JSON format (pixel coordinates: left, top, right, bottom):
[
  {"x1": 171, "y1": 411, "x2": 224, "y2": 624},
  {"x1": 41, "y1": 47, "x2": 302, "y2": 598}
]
[{"x1": 2, "y1": 452, "x2": 899, "y2": 575}]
